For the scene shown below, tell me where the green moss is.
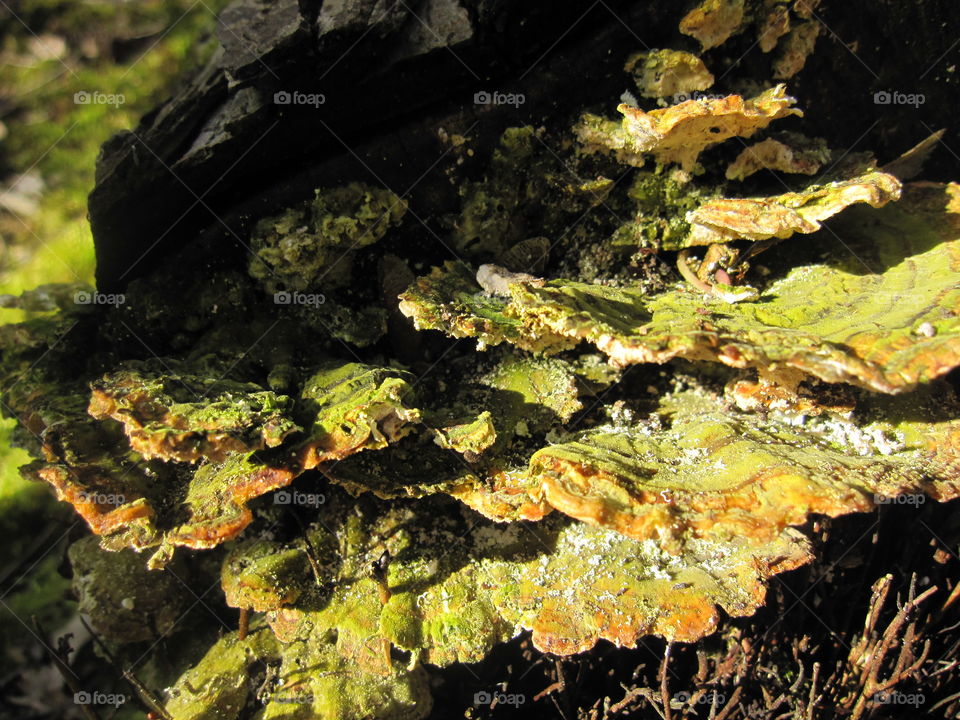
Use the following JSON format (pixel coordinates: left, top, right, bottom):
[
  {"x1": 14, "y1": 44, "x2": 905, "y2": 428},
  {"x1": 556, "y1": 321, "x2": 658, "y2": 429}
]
[
  {"x1": 249, "y1": 183, "x2": 407, "y2": 293},
  {"x1": 611, "y1": 170, "x2": 713, "y2": 250},
  {"x1": 0, "y1": 1, "x2": 229, "y2": 312}
]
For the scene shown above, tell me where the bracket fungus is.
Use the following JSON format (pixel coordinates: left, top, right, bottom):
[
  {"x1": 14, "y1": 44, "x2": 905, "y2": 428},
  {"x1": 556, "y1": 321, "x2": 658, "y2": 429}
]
[
  {"x1": 725, "y1": 133, "x2": 830, "y2": 180},
  {"x1": 2, "y1": 7, "x2": 959, "y2": 718},
  {"x1": 685, "y1": 171, "x2": 903, "y2": 245},
  {"x1": 679, "y1": 0, "x2": 747, "y2": 50},
  {"x1": 88, "y1": 365, "x2": 301, "y2": 463},
  {"x1": 577, "y1": 84, "x2": 802, "y2": 171},
  {"x1": 624, "y1": 49, "x2": 715, "y2": 100},
  {"x1": 401, "y1": 182, "x2": 960, "y2": 393}
]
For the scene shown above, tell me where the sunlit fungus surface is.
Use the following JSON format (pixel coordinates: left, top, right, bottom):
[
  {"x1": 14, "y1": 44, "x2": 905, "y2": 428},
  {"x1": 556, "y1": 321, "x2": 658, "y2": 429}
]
[{"x1": 1, "y1": 2, "x2": 959, "y2": 718}]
